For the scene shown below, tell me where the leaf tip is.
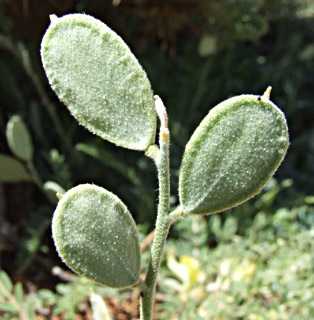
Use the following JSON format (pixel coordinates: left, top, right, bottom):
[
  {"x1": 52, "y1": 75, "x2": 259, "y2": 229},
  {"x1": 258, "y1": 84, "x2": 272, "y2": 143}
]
[
  {"x1": 49, "y1": 14, "x2": 58, "y2": 23},
  {"x1": 263, "y1": 86, "x2": 272, "y2": 100},
  {"x1": 56, "y1": 192, "x2": 63, "y2": 200}
]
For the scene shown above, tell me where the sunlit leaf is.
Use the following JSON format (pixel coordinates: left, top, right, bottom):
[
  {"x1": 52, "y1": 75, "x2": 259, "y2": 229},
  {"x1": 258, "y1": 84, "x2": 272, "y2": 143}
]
[
  {"x1": 179, "y1": 91, "x2": 289, "y2": 215},
  {"x1": 52, "y1": 184, "x2": 141, "y2": 288},
  {"x1": 41, "y1": 14, "x2": 156, "y2": 150}
]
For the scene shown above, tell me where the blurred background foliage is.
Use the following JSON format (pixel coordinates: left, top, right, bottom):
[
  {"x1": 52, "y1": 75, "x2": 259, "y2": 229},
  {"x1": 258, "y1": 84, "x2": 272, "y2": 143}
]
[{"x1": 0, "y1": 0, "x2": 313, "y2": 319}]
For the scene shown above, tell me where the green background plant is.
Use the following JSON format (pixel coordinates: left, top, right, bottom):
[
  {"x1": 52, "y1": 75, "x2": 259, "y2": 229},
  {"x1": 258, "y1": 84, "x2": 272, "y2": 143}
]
[
  {"x1": 1, "y1": 192, "x2": 313, "y2": 319},
  {"x1": 0, "y1": 0, "x2": 313, "y2": 319}
]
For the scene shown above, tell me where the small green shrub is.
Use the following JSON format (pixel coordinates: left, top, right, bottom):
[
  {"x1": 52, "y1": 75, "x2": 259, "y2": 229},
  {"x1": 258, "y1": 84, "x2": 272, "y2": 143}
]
[
  {"x1": 160, "y1": 194, "x2": 314, "y2": 319},
  {"x1": 0, "y1": 115, "x2": 67, "y2": 272},
  {"x1": 0, "y1": 270, "x2": 35, "y2": 320},
  {"x1": 0, "y1": 269, "x2": 114, "y2": 320},
  {"x1": 40, "y1": 13, "x2": 289, "y2": 319}
]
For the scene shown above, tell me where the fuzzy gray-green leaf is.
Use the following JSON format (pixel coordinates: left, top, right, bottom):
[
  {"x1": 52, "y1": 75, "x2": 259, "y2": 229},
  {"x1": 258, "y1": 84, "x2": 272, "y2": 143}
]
[
  {"x1": 6, "y1": 115, "x2": 33, "y2": 161},
  {"x1": 41, "y1": 14, "x2": 156, "y2": 151},
  {"x1": 52, "y1": 184, "x2": 141, "y2": 288},
  {"x1": 0, "y1": 154, "x2": 32, "y2": 183},
  {"x1": 179, "y1": 94, "x2": 289, "y2": 215}
]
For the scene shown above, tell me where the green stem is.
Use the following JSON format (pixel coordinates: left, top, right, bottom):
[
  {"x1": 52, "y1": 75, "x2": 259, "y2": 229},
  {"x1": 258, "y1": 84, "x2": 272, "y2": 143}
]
[
  {"x1": 169, "y1": 206, "x2": 186, "y2": 223},
  {"x1": 140, "y1": 97, "x2": 171, "y2": 320},
  {"x1": 27, "y1": 160, "x2": 43, "y2": 190}
]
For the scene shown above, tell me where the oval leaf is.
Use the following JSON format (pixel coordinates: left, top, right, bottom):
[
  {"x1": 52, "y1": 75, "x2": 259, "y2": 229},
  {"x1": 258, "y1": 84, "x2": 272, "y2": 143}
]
[
  {"x1": 52, "y1": 184, "x2": 141, "y2": 288},
  {"x1": 41, "y1": 14, "x2": 156, "y2": 151},
  {"x1": 6, "y1": 115, "x2": 33, "y2": 161},
  {"x1": 0, "y1": 154, "x2": 32, "y2": 183},
  {"x1": 179, "y1": 94, "x2": 289, "y2": 215}
]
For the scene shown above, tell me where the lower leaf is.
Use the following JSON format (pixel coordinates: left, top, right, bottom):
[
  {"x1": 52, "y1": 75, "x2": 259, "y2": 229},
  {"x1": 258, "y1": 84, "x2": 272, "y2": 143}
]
[{"x1": 52, "y1": 184, "x2": 141, "y2": 288}]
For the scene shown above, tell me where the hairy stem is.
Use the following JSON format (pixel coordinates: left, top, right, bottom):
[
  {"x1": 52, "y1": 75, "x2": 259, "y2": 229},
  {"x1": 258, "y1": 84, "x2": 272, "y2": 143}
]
[{"x1": 140, "y1": 97, "x2": 171, "y2": 320}]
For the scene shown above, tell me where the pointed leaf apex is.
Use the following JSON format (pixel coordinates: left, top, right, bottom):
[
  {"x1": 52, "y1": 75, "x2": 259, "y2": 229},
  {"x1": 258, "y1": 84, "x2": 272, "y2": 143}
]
[
  {"x1": 49, "y1": 14, "x2": 58, "y2": 22},
  {"x1": 263, "y1": 86, "x2": 272, "y2": 100},
  {"x1": 56, "y1": 192, "x2": 63, "y2": 200}
]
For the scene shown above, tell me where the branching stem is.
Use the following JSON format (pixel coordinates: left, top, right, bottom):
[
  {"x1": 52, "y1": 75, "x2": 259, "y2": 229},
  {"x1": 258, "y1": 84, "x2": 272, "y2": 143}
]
[{"x1": 140, "y1": 96, "x2": 171, "y2": 320}]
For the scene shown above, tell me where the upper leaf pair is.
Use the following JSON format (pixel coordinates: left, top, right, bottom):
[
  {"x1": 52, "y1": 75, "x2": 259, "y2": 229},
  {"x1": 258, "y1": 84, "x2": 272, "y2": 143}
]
[
  {"x1": 41, "y1": 14, "x2": 289, "y2": 288},
  {"x1": 41, "y1": 14, "x2": 289, "y2": 217}
]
